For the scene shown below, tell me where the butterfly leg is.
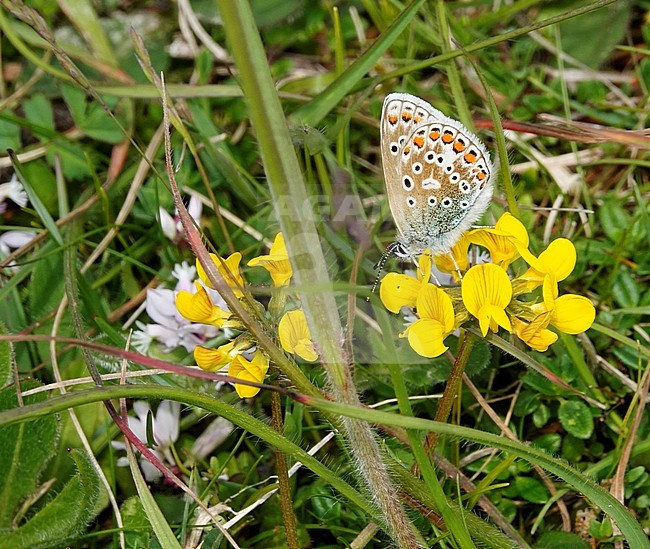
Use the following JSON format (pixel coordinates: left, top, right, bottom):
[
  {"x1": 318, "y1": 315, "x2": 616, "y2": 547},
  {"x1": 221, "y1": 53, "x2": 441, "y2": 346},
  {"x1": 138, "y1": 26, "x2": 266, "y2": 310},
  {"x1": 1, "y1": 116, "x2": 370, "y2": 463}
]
[{"x1": 450, "y1": 253, "x2": 463, "y2": 281}]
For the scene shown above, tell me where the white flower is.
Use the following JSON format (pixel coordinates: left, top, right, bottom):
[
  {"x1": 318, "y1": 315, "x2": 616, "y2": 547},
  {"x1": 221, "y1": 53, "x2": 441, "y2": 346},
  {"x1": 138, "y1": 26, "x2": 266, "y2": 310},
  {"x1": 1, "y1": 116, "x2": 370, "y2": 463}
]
[
  {"x1": 159, "y1": 195, "x2": 202, "y2": 242},
  {"x1": 131, "y1": 262, "x2": 223, "y2": 354},
  {"x1": 172, "y1": 261, "x2": 196, "y2": 293},
  {"x1": 0, "y1": 230, "x2": 36, "y2": 272},
  {"x1": 112, "y1": 400, "x2": 181, "y2": 482},
  {"x1": 0, "y1": 173, "x2": 28, "y2": 214}
]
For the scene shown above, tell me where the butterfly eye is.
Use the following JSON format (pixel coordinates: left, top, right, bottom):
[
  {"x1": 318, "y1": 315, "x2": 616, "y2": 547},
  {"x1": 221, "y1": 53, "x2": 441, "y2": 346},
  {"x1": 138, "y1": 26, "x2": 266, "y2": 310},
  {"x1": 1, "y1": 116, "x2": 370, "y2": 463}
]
[
  {"x1": 412, "y1": 162, "x2": 422, "y2": 174},
  {"x1": 428, "y1": 196, "x2": 437, "y2": 206},
  {"x1": 402, "y1": 176, "x2": 414, "y2": 190},
  {"x1": 425, "y1": 152, "x2": 435, "y2": 163},
  {"x1": 441, "y1": 198, "x2": 452, "y2": 208},
  {"x1": 406, "y1": 197, "x2": 416, "y2": 208},
  {"x1": 390, "y1": 143, "x2": 399, "y2": 155}
]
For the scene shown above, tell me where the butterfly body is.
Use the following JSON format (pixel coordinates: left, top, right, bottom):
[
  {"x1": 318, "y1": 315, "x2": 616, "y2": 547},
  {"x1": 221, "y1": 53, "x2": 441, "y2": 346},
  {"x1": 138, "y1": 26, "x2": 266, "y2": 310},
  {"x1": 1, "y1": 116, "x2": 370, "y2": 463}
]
[{"x1": 380, "y1": 93, "x2": 495, "y2": 260}]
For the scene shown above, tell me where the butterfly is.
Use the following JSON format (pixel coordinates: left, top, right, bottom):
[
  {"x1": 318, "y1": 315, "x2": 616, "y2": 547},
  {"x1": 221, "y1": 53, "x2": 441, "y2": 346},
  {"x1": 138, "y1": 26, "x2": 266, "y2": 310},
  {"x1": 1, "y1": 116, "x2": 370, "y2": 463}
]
[{"x1": 380, "y1": 93, "x2": 495, "y2": 262}]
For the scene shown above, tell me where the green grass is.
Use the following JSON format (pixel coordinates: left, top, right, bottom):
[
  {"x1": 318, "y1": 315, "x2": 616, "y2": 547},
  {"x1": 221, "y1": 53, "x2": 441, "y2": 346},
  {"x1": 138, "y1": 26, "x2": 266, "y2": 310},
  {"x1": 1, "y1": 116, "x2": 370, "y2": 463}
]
[{"x1": 0, "y1": 0, "x2": 649, "y2": 548}]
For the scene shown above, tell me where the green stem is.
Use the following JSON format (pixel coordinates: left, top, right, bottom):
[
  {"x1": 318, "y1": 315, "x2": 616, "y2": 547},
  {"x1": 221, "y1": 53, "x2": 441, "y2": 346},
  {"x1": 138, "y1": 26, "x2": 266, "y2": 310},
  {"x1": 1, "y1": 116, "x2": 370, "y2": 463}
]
[
  {"x1": 433, "y1": 0, "x2": 472, "y2": 129},
  {"x1": 271, "y1": 391, "x2": 299, "y2": 549},
  {"x1": 424, "y1": 331, "x2": 477, "y2": 456},
  {"x1": 214, "y1": 2, "x2": 420, "y2": 546}
]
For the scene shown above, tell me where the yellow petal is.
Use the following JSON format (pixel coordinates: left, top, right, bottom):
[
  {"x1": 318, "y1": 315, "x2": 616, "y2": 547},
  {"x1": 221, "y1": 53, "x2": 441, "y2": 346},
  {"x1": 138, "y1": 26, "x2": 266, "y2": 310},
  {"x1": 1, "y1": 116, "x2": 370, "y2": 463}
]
[
  {"x1": 416, "y1": 252, "x2": 432, "y2": 282},
  {"x1": 228, "y1": 351, "x2": 269, "y2": 398},
  {"x1": 194, "y1": 345, "x2": 231, "y2": 371},
  {"x1": 495, "y1": 212, "x2": 529, "y2": 245},
  {"x1": 469, "y1": 213, "x2": 528, "y2": 269},
  {"x1": 512, "y1": 316, "x2": 557, "y2": 352},
  {"x1": 197, "y1": 252, "x2": 245, "y2": 297},
  {"x1": 538, "y1": 239, "x2": 576, "y2": 281},
  {"x1": 434, "y1": 235, "x2": 470, "y2": 276},
  {"x1": 462, "y1": 264, "x2": 513, "y2": 335},
  {"x1": 416, "y1": 283, "x2": 455, "y2": 333},
  {"x1": 380, "y1": 273, "x2": 420, "y2": 313},
  {"x1": 551, "y1": 295, "x2": 595, "y2": 334},
  {"x1": 294, "y1": 341, "x2": 319, "y2": 362},
  {"x1": 406, "y1": 319, "x2": 449, "y2": 358},
  {"x1": 247, "y1": 233, "x2": 293, "y2": 287},
  {"x1": 176, "y1": 283, "x2": 230, "y2": 327},
  {"x1": 278, "y1": 309, "x2": 318, "y2": 361}
]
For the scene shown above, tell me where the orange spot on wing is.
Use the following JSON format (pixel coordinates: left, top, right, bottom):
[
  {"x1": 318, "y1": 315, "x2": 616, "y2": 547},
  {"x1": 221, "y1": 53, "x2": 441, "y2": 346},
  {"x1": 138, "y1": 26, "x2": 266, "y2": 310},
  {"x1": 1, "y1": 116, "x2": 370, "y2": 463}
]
[
  {"x1": 453, "y1": 140, "x2": 466, "y2": 153},
  {"x1": 413, "y1": 116, "x2": 421, "y2": 124},
  {"x1": 388, "y1": 114, "x2": 398, "y2": 125},
  {"x1": 403, "y1": 146, "x2": 411, "y2": 155},
  {"x1": 401, "y1": 111, "x2": 413, "y2": 122},
  {"x1": 442, "y1": 131, "x2": 454, "y2": 143},
  {"x1": 477, "y1": 172, "x2": 486, "y2": 181},
  {"x1": 413, "y1": 136, "x2": 425, "y2": 148},
  {"x1": 464, "y1": 151, "x2": 477, "y2": 163},
  {"x1": 429, "y1": 130, "x2": 440, "y2": 141}
]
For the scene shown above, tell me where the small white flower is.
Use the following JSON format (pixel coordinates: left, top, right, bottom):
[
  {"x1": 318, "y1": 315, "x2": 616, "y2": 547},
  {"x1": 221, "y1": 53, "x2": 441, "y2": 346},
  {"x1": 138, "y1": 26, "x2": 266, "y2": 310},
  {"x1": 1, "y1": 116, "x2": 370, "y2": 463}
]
[
  {"x1": 133, "y1": 262, "x2": 222, "y2": 354},
  {"x1": 112, "y1": 400, "x2": 181, "y2": 482},
  {"x1": 0, "y1": 173, "x2": 28, "y2": 214},
  {"x1": 0, "y1": 230, "x2": 36, "y2": 272},
  {"x1": 159, "y1": 196, "x2": 202, "y2": 242},
  {"x1": 172, "y1": 261, "x2": 197, "y2": 293}
]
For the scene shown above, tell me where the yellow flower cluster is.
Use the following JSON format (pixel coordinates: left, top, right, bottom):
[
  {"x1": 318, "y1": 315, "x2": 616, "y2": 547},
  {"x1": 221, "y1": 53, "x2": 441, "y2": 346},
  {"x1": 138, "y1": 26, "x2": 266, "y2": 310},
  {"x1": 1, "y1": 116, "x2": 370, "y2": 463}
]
[
  {"x1": 175, "y1": 233, "x2": 317, "y2": 397},
  {"x1": 380, "y1": 213, "x2": 596, "y2": 357}
]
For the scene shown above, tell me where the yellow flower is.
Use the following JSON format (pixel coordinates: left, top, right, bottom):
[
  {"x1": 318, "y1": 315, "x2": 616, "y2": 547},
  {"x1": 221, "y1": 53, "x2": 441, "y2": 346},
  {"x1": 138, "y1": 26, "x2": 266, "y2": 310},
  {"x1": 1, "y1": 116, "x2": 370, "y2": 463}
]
[
  {"x1": 228, "y1": 351, "x2": 270, "y2": 398},
  {"x1": 380, "y1": 253, "x2": 431, "y2": 313},
  {"x1": 462, "y1": 263, "x2": 513, "y2": 336},
  {"x1": 194, "y1": 341, "x2": 238, "y2": 371},
  {"x1": 247, "y1": 233, "x2": 293, "y2": 287},
  {"x1": 517, "y1": 238, "x2": 576, "y2": 292},
  {"x1": 469, "y1": 213, "x2": 529, "y2": 269},
  {"x1": 511, "y1": 313, "x2": 558, "y2": 352},
  {"x1": 541, "y1": 276, "x2": 595, "y2": 334},
  {"x1": 401, "y1": 283, "x2": 456, "y2": 358},
  {"x1": 176, "y1": 282, "x2": 231, "y2": 327},
  {"x1": 197, "y1": 252, "x2": 245, "y2": 298},
  {"x1": 278, "y1": 309, "x2": 318, "y2": 361},
  {"x1": 434, "y1": 234, "x2": 471, "y2": 279}
]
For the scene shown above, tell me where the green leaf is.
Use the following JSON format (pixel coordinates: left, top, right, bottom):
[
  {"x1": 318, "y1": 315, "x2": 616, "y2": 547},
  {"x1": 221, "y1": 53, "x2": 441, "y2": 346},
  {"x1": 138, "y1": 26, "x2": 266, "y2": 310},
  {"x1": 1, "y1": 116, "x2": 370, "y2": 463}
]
[
  {"x1": 0, "y1": 381, "x2": 59, "y2": 528},
  {"x1": 514, "y1": 476, "x2": 548, "y2": 504},
  {"x1": 0, "y1": 117, "x2": 21, "y2": 152},
  {"x1": 127, "y1": 441, "x2": 181, "y2": 548},
  {"x1": 557, "y1": 1, "x2": 631, "y2": 68},
  {"x1": 9, "y1": 154, "x2": 63, "y2": 247},
  {"x1": 532, "y1": 403, "x2": 550, "y2": 428},
  {"x1": 121, "y1": 496, "x2": 153, "y2": 549},
  {"x1": 533, "y1": 433, "x2": 561, "y2": 454},
  {"x1": 0, "y1": 449, "x2": 103, "y2": 548},
  {"x1": 599, "y1": 199, "x2": 630, "y2": 243},
  {"x1": 559, "y1": 400, "x2": 594, "y2": 440},
  {"x1": 537, "y1": 531, "x2": 590, "y2": 549},
  {"x1": 611, "y1": 270, "x2": 640, "y2": 308},
  {"x1": 22, "y1": 93, "x2": 55, "y2": 133}
]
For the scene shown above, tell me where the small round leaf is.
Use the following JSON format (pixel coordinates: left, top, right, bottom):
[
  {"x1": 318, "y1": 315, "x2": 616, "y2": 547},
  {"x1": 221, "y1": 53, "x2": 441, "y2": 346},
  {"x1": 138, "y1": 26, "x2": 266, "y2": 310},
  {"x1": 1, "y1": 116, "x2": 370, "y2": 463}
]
[{"x1": 559, "y1": 400, "x2": 594, "y2": 439}]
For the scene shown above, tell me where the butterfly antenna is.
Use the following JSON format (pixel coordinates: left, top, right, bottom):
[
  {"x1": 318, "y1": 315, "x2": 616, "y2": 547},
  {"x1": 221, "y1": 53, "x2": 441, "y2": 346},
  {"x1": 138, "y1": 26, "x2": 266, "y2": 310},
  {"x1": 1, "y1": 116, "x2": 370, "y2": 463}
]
[{"x1": 367, "y1": 244, "x2": 398, "y2": 301}]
